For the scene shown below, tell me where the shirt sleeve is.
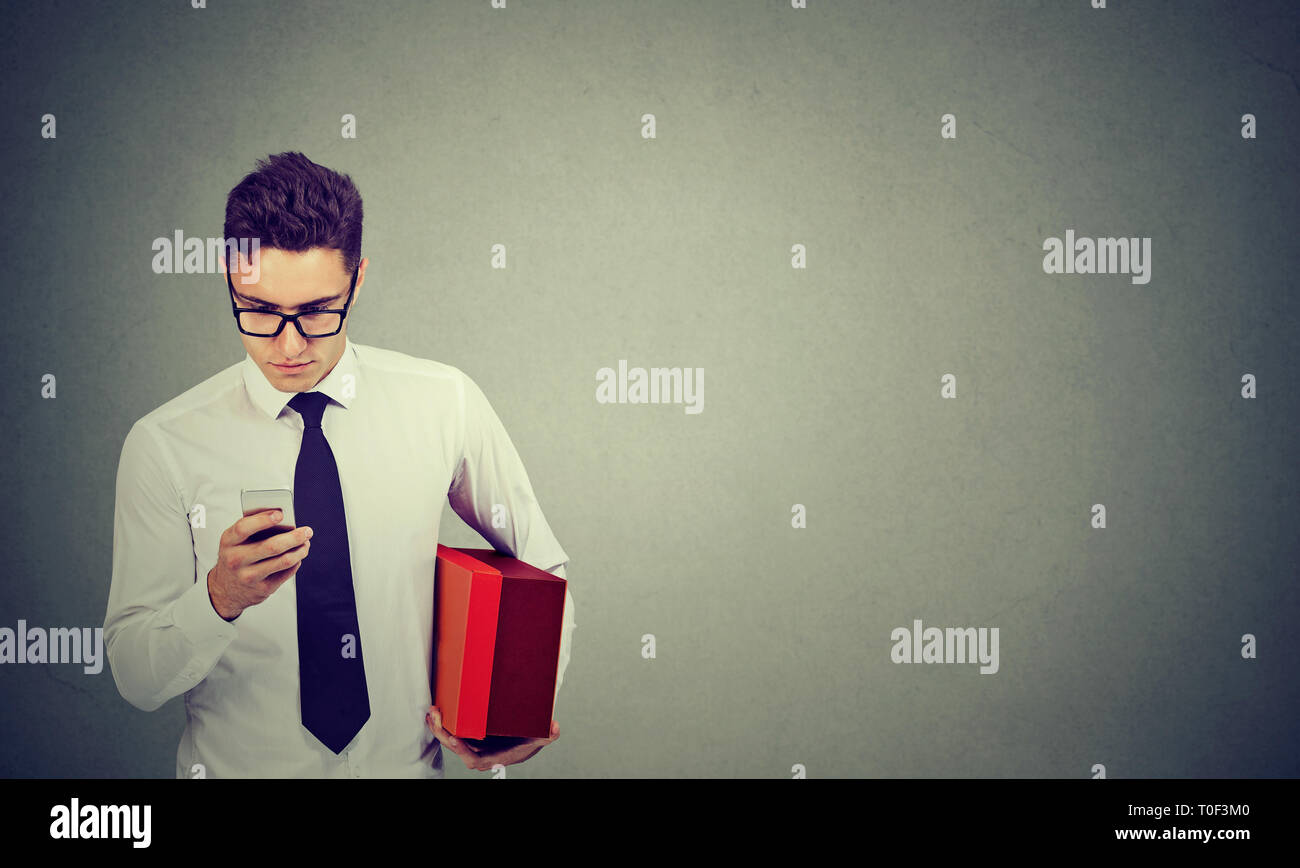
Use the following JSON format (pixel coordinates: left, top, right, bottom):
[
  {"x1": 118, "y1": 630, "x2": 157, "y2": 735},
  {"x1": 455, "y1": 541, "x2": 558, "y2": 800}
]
[
  {"x1": 103, "y1": 421, "x2": 239, "y2": 712},
  {"x1": 447, "y1": 372, "x2": 576, "y2": 705}
]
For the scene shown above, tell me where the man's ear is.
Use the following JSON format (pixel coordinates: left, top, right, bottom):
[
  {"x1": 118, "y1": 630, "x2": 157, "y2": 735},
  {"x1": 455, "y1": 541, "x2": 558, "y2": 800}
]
[{"x1": 352, "y1": 256, "x2": 369, "y2": 305}]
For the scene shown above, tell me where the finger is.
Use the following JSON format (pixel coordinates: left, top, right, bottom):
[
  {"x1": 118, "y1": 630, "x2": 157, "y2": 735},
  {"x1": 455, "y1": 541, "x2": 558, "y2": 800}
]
[
  {"x1": 426, "y1": 710, "x2": 481, "y2": 757},
  {"x1": 478, "y1": 732, "x2": 553, "y2": 756},
  {"x1": 472, "y1": 741, "x2": 547, "y2": 769},
  {"x1": 234, "y1": 509, "x2": 292, "y2": 544},
  {"x1": 257, "y1": 540, "x2": 309, "y2": 582},
  {"x1": 241, "y1": 536, "x2": 308, "y2": 584},
  {"x1": 249, "y1": 525, "x2": 313, "y2": 563},
  {"x1": 263, "y1": 545, "x2": 309, "y2": 587}
]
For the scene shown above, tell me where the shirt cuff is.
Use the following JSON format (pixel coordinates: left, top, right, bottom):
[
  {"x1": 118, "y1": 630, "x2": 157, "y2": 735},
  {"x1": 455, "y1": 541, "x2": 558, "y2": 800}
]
[{"x1": 172, "y1": 577, "x2": 240, "y2": 649}]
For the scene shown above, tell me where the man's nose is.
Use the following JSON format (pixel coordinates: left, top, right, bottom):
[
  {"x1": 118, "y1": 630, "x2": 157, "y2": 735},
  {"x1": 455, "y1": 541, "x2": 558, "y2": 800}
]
[{"x1": 276, "y1": 321, "x2": 309, "y2": 356}]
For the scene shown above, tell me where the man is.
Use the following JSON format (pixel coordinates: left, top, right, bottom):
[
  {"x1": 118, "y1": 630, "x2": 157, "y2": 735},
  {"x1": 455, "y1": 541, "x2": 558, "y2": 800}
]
[{"x1": 104, "y1": 152, "x2": 574, "y2": 778}]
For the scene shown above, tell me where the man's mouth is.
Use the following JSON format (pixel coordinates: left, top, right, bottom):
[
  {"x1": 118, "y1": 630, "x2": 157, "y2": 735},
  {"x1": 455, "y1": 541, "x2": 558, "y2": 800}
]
[{"x1": 271, "y1": 361, "x2": 312, "y2": 372}]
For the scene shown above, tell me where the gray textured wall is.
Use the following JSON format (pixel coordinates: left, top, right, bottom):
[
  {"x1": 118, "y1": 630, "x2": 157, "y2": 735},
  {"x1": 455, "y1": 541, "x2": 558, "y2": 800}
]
[{"x1": 0, "y1": 0, "x2": 1296, "y2": 778}]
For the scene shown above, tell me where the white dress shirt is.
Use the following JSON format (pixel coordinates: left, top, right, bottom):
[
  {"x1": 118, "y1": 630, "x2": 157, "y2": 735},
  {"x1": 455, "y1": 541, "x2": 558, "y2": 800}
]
[{"x1": 103, "y1": 338, "x2": 574, "y2": 778}]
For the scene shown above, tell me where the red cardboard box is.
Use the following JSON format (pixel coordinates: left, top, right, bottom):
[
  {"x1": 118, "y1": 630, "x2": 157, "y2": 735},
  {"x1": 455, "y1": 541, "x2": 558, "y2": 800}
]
[{"x1": 432, "y1": 545, "x2": 566, "y2": 742}]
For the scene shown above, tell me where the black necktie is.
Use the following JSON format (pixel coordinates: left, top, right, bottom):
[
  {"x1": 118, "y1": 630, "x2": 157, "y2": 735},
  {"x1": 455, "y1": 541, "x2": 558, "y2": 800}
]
[{"x1": 288, "y1": 391, "x2": 370, "y2": 754}]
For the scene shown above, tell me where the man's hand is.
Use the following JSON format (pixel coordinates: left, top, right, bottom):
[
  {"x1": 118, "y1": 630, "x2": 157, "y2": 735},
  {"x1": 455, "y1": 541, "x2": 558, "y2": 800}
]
[
  {"x1": 207, "y1": 510, "x2": 314, "y2": 621},
  {"x1": 426, "y1": 705, "x2": 559, "y2": 772}
]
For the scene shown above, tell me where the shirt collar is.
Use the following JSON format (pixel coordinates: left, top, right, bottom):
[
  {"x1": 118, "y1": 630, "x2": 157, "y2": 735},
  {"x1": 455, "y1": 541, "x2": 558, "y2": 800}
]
[{"x1": 241, "y1": 338, "x2": 360, "y2": 420}]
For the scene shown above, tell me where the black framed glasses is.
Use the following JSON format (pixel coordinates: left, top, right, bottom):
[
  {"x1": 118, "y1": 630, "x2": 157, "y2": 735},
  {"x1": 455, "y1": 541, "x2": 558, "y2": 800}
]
[{"x1": 227, "y1": 259, "x2": 359, "y2": 338}]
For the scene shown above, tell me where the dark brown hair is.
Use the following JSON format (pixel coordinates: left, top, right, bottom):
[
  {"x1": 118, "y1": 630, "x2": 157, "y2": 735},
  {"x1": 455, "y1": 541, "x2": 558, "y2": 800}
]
[{"x1": 224, "y1": 152, "x2": 363, "y2": 272}]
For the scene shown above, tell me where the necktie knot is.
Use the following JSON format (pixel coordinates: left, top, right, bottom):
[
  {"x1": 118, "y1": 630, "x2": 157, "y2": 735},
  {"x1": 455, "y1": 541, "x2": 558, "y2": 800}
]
[{"x1": 289, "y1": 391, "x2": 330, "y2": 429}]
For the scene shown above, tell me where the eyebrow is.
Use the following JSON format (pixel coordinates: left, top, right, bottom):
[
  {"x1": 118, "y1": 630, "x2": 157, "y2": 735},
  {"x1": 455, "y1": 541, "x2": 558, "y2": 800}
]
[{"x1": 233, "y1": 290, "x2": 343, "y2": 309}]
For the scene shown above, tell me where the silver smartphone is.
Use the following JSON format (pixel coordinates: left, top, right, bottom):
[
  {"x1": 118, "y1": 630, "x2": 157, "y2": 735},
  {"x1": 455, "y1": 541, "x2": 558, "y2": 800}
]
[{"x1": 240, "y1": 488, "x2": 296, "y2": 544}]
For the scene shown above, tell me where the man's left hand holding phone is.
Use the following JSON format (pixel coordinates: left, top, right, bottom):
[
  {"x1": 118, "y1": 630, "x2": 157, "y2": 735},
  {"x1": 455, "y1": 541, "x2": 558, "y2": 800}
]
[{"x1": 206, "y1": 488, "x2": 314, "y2": 622}]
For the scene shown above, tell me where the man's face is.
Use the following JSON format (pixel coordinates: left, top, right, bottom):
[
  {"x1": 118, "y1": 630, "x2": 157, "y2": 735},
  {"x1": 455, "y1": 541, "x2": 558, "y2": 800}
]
[{"x1": 225, "y1": 246, "x2": 367, "y2": 392}]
